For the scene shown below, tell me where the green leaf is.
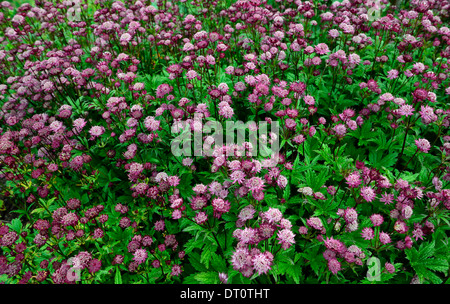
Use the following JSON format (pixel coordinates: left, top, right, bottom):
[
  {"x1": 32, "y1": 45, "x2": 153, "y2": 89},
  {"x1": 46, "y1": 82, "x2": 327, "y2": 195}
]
[
  {"x1": 210, "y1": 253, "x2": 227, "y2": 272},
  {"x1": 283, "y1": 183, "x2": 291, "y2": 200},
  {"x1": 405, "y1": 240, "x2": 449, "y2": 283},
  {"x1": 200, "y1": 243, "x2": 217, "y2": 269},
  {"x1": 188, "y1": 252, "x2": 208, "y2": 272},
  {"x1": 193, "y1": 272, "x2": 219, "y2": 284},
  {"x1": 8, "y1": 218, "x2": 22, "y2": 233},
  {"x1": 115, "y1": 266, "x2": 123, "y2": 284}
]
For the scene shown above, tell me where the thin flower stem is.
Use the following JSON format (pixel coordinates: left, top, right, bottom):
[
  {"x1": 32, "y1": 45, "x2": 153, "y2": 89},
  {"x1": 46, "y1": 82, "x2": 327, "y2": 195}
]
[
  {"x1": 396, "y1": 148, "x2": 419, "y2": 179},
  {"x1": 395, "y1": 116, "x2": 411, "y2": 169}
]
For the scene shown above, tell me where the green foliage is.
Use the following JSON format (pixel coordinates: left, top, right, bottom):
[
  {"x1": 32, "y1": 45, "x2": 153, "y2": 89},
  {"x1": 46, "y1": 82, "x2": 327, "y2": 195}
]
[{"x1": 405, "y1": 240, "x2": 449, "y2": 284}]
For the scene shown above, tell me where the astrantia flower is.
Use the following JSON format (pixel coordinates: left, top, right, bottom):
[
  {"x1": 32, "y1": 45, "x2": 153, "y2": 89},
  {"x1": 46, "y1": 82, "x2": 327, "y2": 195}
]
[
  {"x1": 360, "y1": 186, "x2": 376, "y2": 202},
  {"x1": 385, "y1": 262, "x2": 395, "y2": 274},
  {"x1": 277, "y1": 229, "x2": 295, "y2": 249},
  {"x1": 262, "y1": 207, "x2": 283, "y2": 224},
  {"x1": 323, "y1": 249, "x2": 336, "y2": 261},
  {"x1": 144, "y1": 116, "x2": 160, "y2": 131},
  {"x1": 276, "y1": 175, "x2": 288, "y2": 188},
  {"x1": 154, "y1": 220, "x2": 165, "y2": 231},
  {"x1": 171, "y1": 264, "x2": 182, "y2": 277},
  {"x1": 93, "y1": 228, "x2": 104, "y2": 239},
  {"x1": 387, "y1": 69, "x2": 399, "y2": 79},
  {"x1": 304, "y1": 95, "x2": 316, "y2": 106},
  {"x1": 370, "y1": 214, "x2": 384, "y2": 226},
  {"x1": 415, "y1": 138, "x2": 430, "y2": 153},
  {"x1": 324, "y1": 237, "x2": 346, "y2": 254},
  {"x1": 238, "y1": 227, "x2": 259, "y2": 245},
  {"x1": 211, "y1": 198, "x2": 230, "y2": 214},
  {"x1": 238, "y1": 205, "x2": 256, "y2": 222},
  {"x1": 89, "y1": 126, "x2": 105, "y2": 137},
  {"x1": 245, "y1": 177, "x2": 265, "y2": 192},
  {"x1": 61, "y1": 213, "x2": 79, "y2": 227},
  {"x1": 419, "y1": 105, "x2": 437, "y2": 125},
  {"x1": 252, "y1": 252, "x2": 273, "y2": 275},
  {"x1": 398, "y1": 104, "x2": 415, "y2": 117},
  {"x1": 230, "y1": 170, "x2": 246, "y2": 184},
  {"x1": 88, "y1": 259, "x2": 101, "y2": 273},
  {"x1": 412, "y1": 227, "x2": 424, "y2": 241},
  {"x1": 192, "y1": 184, "x2": 207, "y2": 195},
  {"x1": 219, "y1": 272, "x2": 228, "y2": 284},
  {"x1": 192, "y1": 212, "x2": 206, "y2": 225},
  {"x1": 379, "y1": 232, "x2": 391, "y2": 244},
  {"x1": 394, "y1": 220, "x2": 408, "y2": 234},
  {"x1": 73, "y1": 118, "x2": 86, "y2": 131},
  {"x1": 345, "y1": 171, "x2": 361, "y2": 188},
  {"x1": 1, "y1": 231, "x2": 18, "y2": 247},
  {"x1": 128, "y1": 244, "x2": 145, "y2": 262},
  {"x1": 344, "y1": 208, "x2": 358, "y2": 223},
  {"x1": 315, "y1": 43, "x2": 330, "y2": 55},
  {"x1": 328, "y1": 259, "x2": 341, "y2": 275},
  {"x1": 361, "y1": 227, "x2": 374, "y2": 240},
  {"x1": 306, "y1": 217, "x2": 323, "y2": 230},
  {"x1": 333, "y1": 124, "x2": 347, "y2": 138},
  {"x1": 231, "y1": 248, "x2": 252, "y2": 271}
]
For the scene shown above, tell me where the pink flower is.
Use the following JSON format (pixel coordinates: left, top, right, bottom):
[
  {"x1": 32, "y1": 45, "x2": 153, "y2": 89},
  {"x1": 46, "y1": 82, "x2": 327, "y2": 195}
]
[
  {"x1": 306, "y1": 217, "x2": 323, "y2": 230},
  {"x1": 361, "y1": 227, "x2": 374, "y2": 240},
  {"x1": 394, "y1": 220, "x2": 408, "y2": 234},
  {"x1": 345, "y1": 171, "x2": 361, "y2": 188},
  {"x1": 412, "y1": 227, "x2": 424, "y2": 241},
  {"x1": 344, "y1": 208, "x2": 358, "y2": 223},
  {"x1": 277, "y1": 229, "x2": 295, "y2": 249},
  {"x1": 385, "y1": 262, "x2": 395, "y2": 274},
  {"x1": 415, "y1": 138, "x2": 430, "y2": 153},
  {"x1": 89, "y1": 126, "x2": 105, "y2": 137},
  {"x1": 360, "y1": 186, "x2": 376, "y2": 202},
  {"x1": 211, "y1": 198, "x2": 230, "y2": 215},
  {"x1": 194, "y1": 212, "x2": 208, "y2": 225},
  {"x1": 238, "y1": 227, "x2": 259, "y2": 245},
  {"x1": 370, "y1": 214, "x2": 384, "y2": 226},
  {"x1": 252, "y1": 252, "x2": 273, "y2": 275},
  {"x1": 398, "y1": 104, "x2": 415, "y2": 117},
  {"x1": 238, "y1": 205, "x2": 256, "y2": 222},
  {"x1": 387, "y1": 69, "x2": 399, "y2": 79},
  {"x1": 230, "y1": 170, "x2": 246, "y2": 184},
  {"x1": 171, "y1": 264, "x2": 182, "y2": 277},
  {"x1": 245, "y1": 177, "x2": 265, "y2": 192},
  {"x1": 276, "y1": 175, "x2": 288, "y2": 188},
  {"x1": 133, "y1": 249, "x2": 148, "y2": 265},
  {"x1": 419, "y1": 105, "x2": 437, "y2": 124},
  {"x1": 324, "y1": 237, "x2": 346, "y2": 254},
  {"x1": 231, "y1": 248, "x2": 252, "y2": 271},
  {"x1": 154, "y1": 220, "x2": 165, "y2": 231},
  {"x1": 315, "y1": 43, "x2": 330, "y2": 55},
  {"x1": 328, "y1": 258, "x2": 341, "y2": 275},
  {"x1": 333, "y1": 124, "x2": 347, "y2": 137},
  {"x1": 304, "y1": 95, "x2": 316, "y2": 105},
  {"x1": 262, "y1": 208, "x2": 283, "y2": 224},
  {"x1": 379, "y1": 232, "x2": 391, "y2": 244},
  {"x1": 380, "y1": 193, "x2": 394, "y2": 205}
]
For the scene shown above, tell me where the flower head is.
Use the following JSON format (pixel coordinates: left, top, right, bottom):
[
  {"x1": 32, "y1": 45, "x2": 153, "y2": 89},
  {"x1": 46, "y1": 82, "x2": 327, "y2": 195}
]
[
  {"x1": 360, "y1": 186, "x2": 376, "y2": 202},
  {"x1": 252, "y1": 252, "x2": 273, "y2": 275},
  {"x1": 277, "y1": 229, "x2": 295, "y2": 249},
  {"x1": 415, "y1": 138, "x2": 430, "y2": 153}
]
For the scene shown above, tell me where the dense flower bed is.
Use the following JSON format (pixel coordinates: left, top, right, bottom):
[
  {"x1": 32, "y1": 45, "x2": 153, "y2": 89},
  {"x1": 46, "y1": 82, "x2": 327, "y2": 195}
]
[{"x1": 0, "y1": 0, "x2": 450, "y2": 284}]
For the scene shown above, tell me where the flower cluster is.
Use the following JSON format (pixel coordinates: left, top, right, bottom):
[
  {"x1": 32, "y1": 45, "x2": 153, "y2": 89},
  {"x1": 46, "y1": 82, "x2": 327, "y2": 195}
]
[{"x1": 0, "y1": 0, "x2": 449, "y2": 285}]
